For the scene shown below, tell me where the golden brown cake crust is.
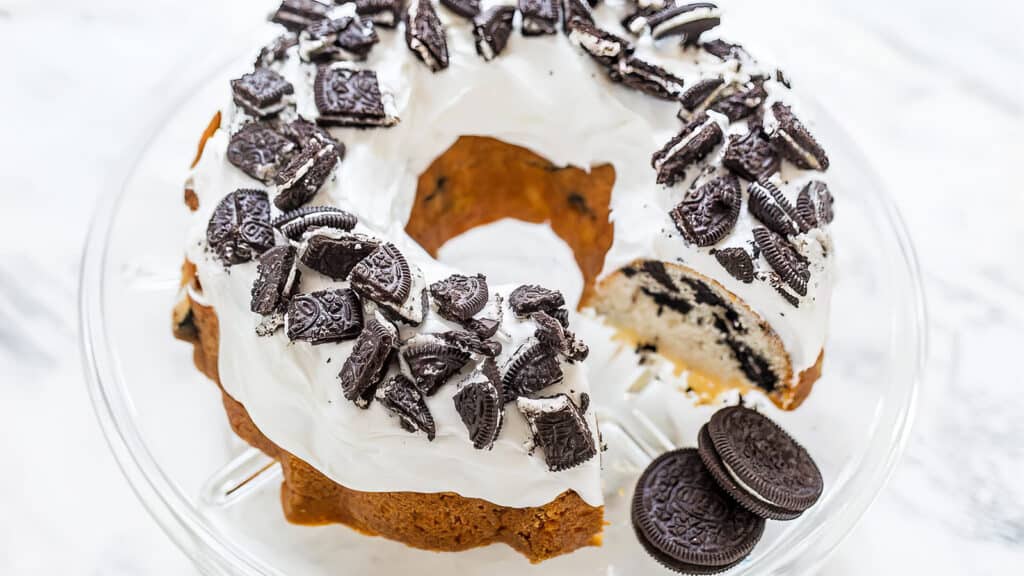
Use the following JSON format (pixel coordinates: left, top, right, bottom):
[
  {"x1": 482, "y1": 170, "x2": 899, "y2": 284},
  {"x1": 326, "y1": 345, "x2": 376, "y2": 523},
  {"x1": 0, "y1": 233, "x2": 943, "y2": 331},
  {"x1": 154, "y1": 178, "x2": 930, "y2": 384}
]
[{"x1": 172, "y1": 264, "x2": 604, "y2": 562}]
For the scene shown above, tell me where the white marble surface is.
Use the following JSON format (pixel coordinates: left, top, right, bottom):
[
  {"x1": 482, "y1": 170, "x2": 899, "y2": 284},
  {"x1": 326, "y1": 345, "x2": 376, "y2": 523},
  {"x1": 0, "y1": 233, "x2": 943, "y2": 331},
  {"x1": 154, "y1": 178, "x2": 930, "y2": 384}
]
[{"x1": 1, "y1": 0, "x2": 1022, "y2": 573}]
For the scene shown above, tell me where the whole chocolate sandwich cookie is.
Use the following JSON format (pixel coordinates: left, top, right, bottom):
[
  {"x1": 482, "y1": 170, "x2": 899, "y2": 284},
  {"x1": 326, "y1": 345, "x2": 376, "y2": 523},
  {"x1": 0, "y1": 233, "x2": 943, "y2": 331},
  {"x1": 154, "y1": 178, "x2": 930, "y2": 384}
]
[
  {"x1": 632, "y1": 448, "x2": 765, "y2": 573},
  {"x1": 174, "y1": 0, "x2": 838, "y2": 563},
  {"x1": 698, "y1": 406, "x2": 823, "y2": 520}
]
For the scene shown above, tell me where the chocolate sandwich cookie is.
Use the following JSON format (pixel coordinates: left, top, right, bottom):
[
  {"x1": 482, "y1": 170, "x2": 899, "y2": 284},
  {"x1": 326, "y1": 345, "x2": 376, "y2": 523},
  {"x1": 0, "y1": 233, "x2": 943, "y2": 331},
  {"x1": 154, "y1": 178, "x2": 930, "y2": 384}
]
[
  {"x1": 610, "y1": 56, "x2": 687, "y2": 101},
  {"x1": 352, "y1": 0, "x2": 403, "y2": 28},
  {"x1": 517, "y1": 393, "x2": 596, "y2": 471},
  {"x1": 340, "y1": 312, "x2": 399, "y2": 407},
  {"x1": 765, "y1": 102, "x2": 829, "y2": 171},
  {"x1": 231, "y1": 67, "x2": 294, "y2": 118},
  {"x1": 314, "y1": 66, "x2": 398, "y2": 127},
  {"x1": 502, "y1": 342, "x2": 563, "y2": 402},
  {"x1": 632, "y1": 448, "x2": 765, "y2": 574},
  {"x1": 453, "y1": 359, "x2": 504, "y2": 449},
  {"x1": 299, "y1": 230, "x2": 379, "y2": 280},
  {"x1": 400, "y1": 335, "x2": 472, "y2": 395},
  {"x1": 699, "y1": 406, "x2": 823, "y2": 519},
  {"x1": 227, "y1": 122, "x2": 296, "y2": 184},
  {"x1": 472, "y1": 6, "x2": 516, "y2": 61},
  {"x1": 440, "y1": 0, "x2": 481, "y2": 19},
  {"x1": 206, "y1": 189, "x2": 275, "y2": 265},
  {"x1": 669, "y1": 174, "x2": 741, "y2": 247},
  {"x1": 645, "y1": 2, "x2": 721, "y2": 44},
  {"x1": 271, "y1": 0, "x2": 331, "y2": 32},
  {"x1": 273, "y1": 135, "x2": 341, "y2": 211},
  {"x1": 273, "y1": 205, "x2": 358, "y2": 240},
  {"x1": 652, "y1": 112, "x2": 723, "y2": 186},
  {"x1": 519, "y1": 0, "x2": 559, "y2": 36},
  {"x1": 568, "y1": 20, "x2": 633, "y2": 66},
  {"x1": 405, "y1": 0, "x2": 449, "y2": 72},
  {"x1": 376, "y1": 374, "x2": 436, "y2": 438},
  {"x1": 286, "y1": 288, "x2": 364, "y2": 344}
]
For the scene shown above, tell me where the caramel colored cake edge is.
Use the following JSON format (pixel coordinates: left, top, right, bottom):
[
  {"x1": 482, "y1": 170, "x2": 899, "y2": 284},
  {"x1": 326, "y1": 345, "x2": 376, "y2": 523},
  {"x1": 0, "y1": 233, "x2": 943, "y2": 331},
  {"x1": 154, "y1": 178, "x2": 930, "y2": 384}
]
[{"x1": 172, "y1": 276, "x2": 604, "y2": 563}]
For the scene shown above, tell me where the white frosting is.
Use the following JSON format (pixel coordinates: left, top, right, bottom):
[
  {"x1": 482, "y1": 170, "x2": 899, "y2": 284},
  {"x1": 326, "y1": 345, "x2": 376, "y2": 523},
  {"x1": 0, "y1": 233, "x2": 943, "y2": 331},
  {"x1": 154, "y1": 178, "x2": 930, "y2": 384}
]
[{"x1": 183, "y1": 1, "x2": 835, "y2": 509}]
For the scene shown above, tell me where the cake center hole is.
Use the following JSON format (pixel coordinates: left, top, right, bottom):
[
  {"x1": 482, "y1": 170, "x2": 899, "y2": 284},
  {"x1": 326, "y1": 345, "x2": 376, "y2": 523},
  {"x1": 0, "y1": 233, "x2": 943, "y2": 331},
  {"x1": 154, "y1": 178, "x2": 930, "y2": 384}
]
[{"x1": 405, "y1": 136, "x2": 616, "y2": 306}]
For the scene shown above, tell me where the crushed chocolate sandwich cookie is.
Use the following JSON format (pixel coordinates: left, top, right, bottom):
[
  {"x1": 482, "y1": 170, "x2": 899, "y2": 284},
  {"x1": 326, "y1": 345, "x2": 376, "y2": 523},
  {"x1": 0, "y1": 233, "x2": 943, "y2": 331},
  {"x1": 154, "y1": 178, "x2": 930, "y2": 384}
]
[
  {"x1": 453, "y1": 359, "x2": 504, "y2": 449},
  {"x1": 712, "y1": 247, "x2": 755, "y2": 284},
  {"x1": 568, "y1": 20, "x2": 633, "y2": 66},
  {"x1": 669, "y1": 174, "x2": 741, "y2": 247},
  {"x1": 752, "y1": 226, "x2": 809, "y2": 297},
  {"x1": 299, "y1": 16, "x2": 379, "y2": 62},
  {"x1": 299, "y1": 230, "x2": 379, "y2": 279},
  {"x1": 340, "y1": 312, "x2": 399, "y2": 407},
  {"x1": 632, "y1": 448, "x2": 765, "y2": 574},
  {"x1": 285, "y1": 287, "x2": 363, "y2": 343},
  {"x1": 273, "y1": 205, "x2": 358, "y2": 240},
  {"x1": 314, "y1": 66, "x2": 398, "y2": 127},
  {"x1": 609, "y1": 56, "x2": 687, "y2": 101},
  {"x1": 764, "y1": 102, "x2": 829, "y2": 171},
  {"x1": 532, "y1": 311, "x2": 589, "y2": 362},
  {"x1": 439, "y1": 329, "x2": 502, "y2": 357},
  {"x1": 206, "y1": 189, "x2": 275, "y2": 265},
  {"x1": 643, "y1": 2, "x2": 721, "y2": 44},
  {"x1": 376, "y1": 374, "x2": 436, "y2": 439},
  {"x1": 400, "y1": 335, "x2": 472, "y2": 395},
  {"x1": 679, "y1": 76, "x2": 725, "y2": 114},
  {"x1": 502, "y1": 342, "x2": 563, "y2": 402},
  {"x1": 702, "y1": 38, "x2": 748, "y2": 61},
  {"x1": 251, "y1": 245, "x2": 302, "y2": 324},
  {"x1": 227, "y1": 122, "x2": 296, "y2": 183},
  {"x1": 272, "y1": 135, "x2": 341, "y2": 211},
  {"x1": 562, "y1": 0, "x2": 595, "y2": 30},
  {"x1": 796, "y1": 180, "x2": 834, "y2": 229},
  {"x1": 652, "y1": 112, "x2": 724, "y2": 186},
  {"x1": 709, "y1": 80, "x2": 767, "y2": 123},
  {"x1": 440, "y1": 0, "x2": 481, "y2": 19},
  {"x1": 747, "y1": 179, "x2": 810, "y2": 237},
  {"x1": 621, "y1": 6, "x2": 658, "y2": 36},
  {"x1": 519, "y1": 0, "x2": 559, "y2": 36},
  {"x1": 472, "y1": 6, "x2": 516, "y2": 60},
  {"x1": 231, "y1": 67, "x2": 295, "y2": 118},
  {"x1": 405, "y1": 0, "x2": 449, "y2": 72},
  {"x1": 517, "y1": 394, "x2": 596, "y2": 471},
  {"x1": 722, "y1": 129, "x2": 780, "y2": 181},
  {"x1": 271, "y1": 0, "x2": 332, "y2": 31},
  {"x1": 430, "y1": 273, "x2": 489, "y2": 321},
  {"x1": 352, "y1": 0, "x2": 403, "y2": 27},
  {"x1": 255, "y1": 33, "x2": 299, "y2": 68},
  {"x1": 281, "y1": 118, "x2": 343, "y2": 155},
  {"x1": 509, "y1": 284, "x2": 565, "y2": 317},
  {"x1": 699, "y1": 406, "x2": 823, "y2": 520},
  {"x1": 349, "y1": 242, "x2": 412, "y2": 304}
]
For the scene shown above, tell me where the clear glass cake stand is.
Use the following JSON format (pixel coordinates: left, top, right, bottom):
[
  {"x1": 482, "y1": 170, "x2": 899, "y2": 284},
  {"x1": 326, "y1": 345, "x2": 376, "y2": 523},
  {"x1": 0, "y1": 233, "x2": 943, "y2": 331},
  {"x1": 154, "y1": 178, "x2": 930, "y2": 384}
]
[{"x1": 80, "y1": 34, "x2": 925, "y2": 576}]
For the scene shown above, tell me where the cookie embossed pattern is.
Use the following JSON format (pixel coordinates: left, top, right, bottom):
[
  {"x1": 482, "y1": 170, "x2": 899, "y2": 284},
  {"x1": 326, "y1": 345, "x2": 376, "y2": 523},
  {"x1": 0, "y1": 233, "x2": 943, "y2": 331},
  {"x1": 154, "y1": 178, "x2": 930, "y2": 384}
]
[{"x1": 81, "y1": 0, "x2": 924, "y2": 574}]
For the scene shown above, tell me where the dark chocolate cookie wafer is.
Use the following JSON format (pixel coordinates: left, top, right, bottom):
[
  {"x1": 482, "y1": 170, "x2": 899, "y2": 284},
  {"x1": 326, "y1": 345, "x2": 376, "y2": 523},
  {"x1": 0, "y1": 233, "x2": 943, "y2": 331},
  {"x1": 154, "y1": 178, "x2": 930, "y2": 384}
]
[
  {"x1": 453, "y1": 359, "x2": 504, "y2": 449},
  {"x1": 273, "y1": 136, "x2": 341, "y2": 210},
  {"x1": 632, "y1": 448, "x2": 765, "y2": 573},
  {"x1": 227, "y1": 123, "x2": 296, "y2": 183},
  {"x1": 709, "y1": 80, "x2": 766, "y2": 123},
  {"x1": 300, "y1": 231, "x2": 379, "y2": 279},
  {"x1": 712, "y1": 247, "x2": 754, "y2": 284},
  {"x1": 517, "y1": 393, "x2": 596, "y2": 471},
  {"x1": 441, "y1": 0, "x2": 481, "y2": 18},
  {"x1": 652, "y1": 112, "x2": 723, "y2": 186},
  {"x1": 231, "y1": 67, "x2": 294, "y2": 118},
  {"x1": 702, "y1": 38, "x2": 747, "y2": 61},
  {"x1": 353, "y1": 0, "x2": 403, "y2": 28},
  {"x1": 670, "y1": 174, "x2": 741, "y2": 247},
  {"x1": 206, "y1": 189, "x2": 275, "y2": 265},
  {"x1": 286, "y1": 288, "x2": 363, "y2": 343},
  {"x1": 796, "y1": 180, "x2": 834, "y2": 229},
  {"x1": 472, "y1": 6, "x2": 516, "y2": 60},
  {"x1": 706, "y1": 406, "x2": 823, "y2": 515},
  {"x1": 406, "y1": 0, "x2": 449, "y2": 72},
  {"x1": 562, "y1": 0, "x2": 595, "y2": 30},
  {"x1": 509, "y1": 284, "x2": 565, "y2": 317},
  {"x1": 752, "y1": 227, "x2": 809, "y2": 296},
  {"x1": 747, "y1": 180, "x2": 809, "y2": 237},
  {"x1": 349, "y1": 243, "x2": 412, "y2": 305},
  {"x1": 610, "y1": 56, "x2": 687, "y2": 101},
  {"x1": 722, "y1": 129, "x2": 779, "y2": 181},
  {"x1": 519, "y1": 0, "x2": 559, "y2": 36},
  {"x1": 251, "y1": 245, "x2": 301, "y2": 316},
  {"x1": 568, "y1": 20, "x2": 633, "y2": 66},
  {"x1": 340, "y1": 312, "x2": 398, "y2": 407},
  {"x1": 502, "y1": 342, "x2": 563, "y2": 402},
  {"x1": 766, "y1": 102, "x2": 829, "y2": 171},
  {"x1": 255, "y1": 33, "x2": 298, "y2": 68},
  {"x1": 376, "y1": 374, "x2": 436, "y2": 438},
  {"x1": 532, "y1": 311, "x2": 589, "y2": 362},
  {"x1": 315, "y1": 66, "x2": 397, "y2": 127},
  {"x1": 274, "y1": 205, "x2": 358, "y2": 239},
  {"x1": 271, "y1": 0, "x2": 331, "y2": 31},
  {"x1": 646, "y1": 2, "x2": 721, "y2": 44},
  {"x1": 439, "y1": 329, "x2": 502, "y2": 357},
  {"x1": 400, "y1": 336, "x2": 472, "y2": 395},
  {"x1": 430, "y1": 273, "x2": 489, "y2": 321},
  {"x1": 697, "y1": 424, "x2": 802, "y2": 520}
]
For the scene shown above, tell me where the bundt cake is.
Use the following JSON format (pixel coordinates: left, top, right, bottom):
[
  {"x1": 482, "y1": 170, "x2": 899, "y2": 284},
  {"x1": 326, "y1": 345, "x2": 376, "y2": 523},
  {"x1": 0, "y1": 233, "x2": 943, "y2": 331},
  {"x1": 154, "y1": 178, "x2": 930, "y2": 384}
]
[{"x1": 172, "y1": 0, "x2": 836, "y2": 563}]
